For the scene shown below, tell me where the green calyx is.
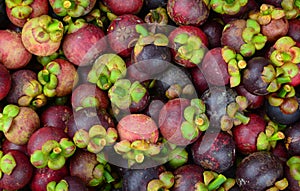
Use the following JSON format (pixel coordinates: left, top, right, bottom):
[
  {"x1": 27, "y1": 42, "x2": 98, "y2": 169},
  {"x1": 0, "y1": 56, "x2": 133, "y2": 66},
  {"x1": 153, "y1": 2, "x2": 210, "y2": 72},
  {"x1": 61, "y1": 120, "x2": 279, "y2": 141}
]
[
  {"x1": 114, "y1": 140, "x2": 162, "y2": 167},
  {"x1": 173, "y1": 33, "x2": 205, "y2": 65},
  {"x1": 51, "y1": 0, "x2": 90, "y2": 17},
  {"x1": 5, "y1": 0, "x2": 33, "y2": 19},
  {"x1": 73, "y1": 125, "x2": 118, "y2": 154},
  {"x1": 88, "y1": 163, "x2": 115, "y2": 187},
  {"x1": 270, "y1": 36, "x2": 300, "y2": 66},
  {"x1": 256, "y1": 121, "x2": 285, "y2": 151},
  {"x1": 210, "y1": 0, "x2": 248, "y2": 15},
  {"x1": 221, "y1": 96, "x2": 249, "y2": 131},
  {"x1": 145, "y1": 7, "x2": 168, "y2": 25},
  {"x1": 195, "y1": 171, "x2": 235, "y2": 191},
  {"x1": 32, "y1": 15, "x2": 64, "y2": 43},
  {"x1": 37, "y1": 49, "x2": 64, "y2": 66},
  {"x1": 38, "y1": 61, "x2": 61, "y2": 97},
  {"x1": 18, "y1": 80, "x2": 48, "y2": 108},
  {"x1": 281, "y1": 0, "x2": 300, "y2": 19},
  {"x1": 240, "y1": 19, "x2": 267, "y2": 57},
  {"x1": 222, "y1": 46, "x2": 247, "y2": 87},
  {"x1": 181, "y1": 99, "x2": 209, "y2": 141},
  {"x1": 287, "y1": 156, "x2": 300, "y2": 181},
  {"x1": 84, "y1": 8, "x2": 108, "y2": 30},
  {"x1": 63, "y1": 16, "x2": 87, "y2": 34},
  {"x1": 147, "y1": 171, "x2": 175, "y2": 191},
  {"x1": 87, "y1": 53, "x2": 127, "y2": 91},
  {"x1": 108, "y1": 79, "x2": 147, "y2": 110},
  {"x1": 0, "y1": 104, "x2": 20, "y2": 133},
  {"x1": 30, "y1": 138, "x2": 76, "y2": 170},
  {"x1": 47, "y1": 180, "x2": 69, "y2": 191},
  {"x1": 249, "y1": 4, "x2": 286, "y2": 25},
  {"x1": 0, "y1": 151, "x2": 17, "y2": 178}
]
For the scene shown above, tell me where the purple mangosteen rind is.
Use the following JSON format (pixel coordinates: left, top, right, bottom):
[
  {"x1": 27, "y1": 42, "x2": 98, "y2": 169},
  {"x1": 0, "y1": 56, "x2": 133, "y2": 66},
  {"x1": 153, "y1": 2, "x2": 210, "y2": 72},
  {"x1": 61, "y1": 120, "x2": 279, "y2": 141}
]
[{"x1": 87, "y1": 53, "x2": 127, "y2": 91}]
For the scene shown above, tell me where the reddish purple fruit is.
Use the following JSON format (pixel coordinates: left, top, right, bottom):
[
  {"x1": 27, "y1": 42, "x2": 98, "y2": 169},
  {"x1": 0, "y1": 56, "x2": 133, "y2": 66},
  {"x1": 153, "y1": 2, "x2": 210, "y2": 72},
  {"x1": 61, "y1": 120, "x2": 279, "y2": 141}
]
[
  {"x1": 102, "y1": 0, "x2": 144, "y2": 15},
  {"x1": 0, "y1": 64, "x2": 11, "y2": 100},
  {"x1": 40, "y1": 105, "x2": 73, "y2": 130},
  {"x1": 0, "y1": 30, "x2": 32, "y2": 69}
]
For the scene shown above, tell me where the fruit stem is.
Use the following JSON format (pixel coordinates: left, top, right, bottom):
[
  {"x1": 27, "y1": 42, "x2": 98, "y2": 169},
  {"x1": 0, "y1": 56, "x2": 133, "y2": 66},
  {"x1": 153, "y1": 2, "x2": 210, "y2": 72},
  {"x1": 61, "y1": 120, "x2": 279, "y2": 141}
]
[
  {"x1": 49, "y1": 147, "x2": 62, "y2": 159},
  {"x1": 234, "y1": 112, "x2": 250, "y2": 124},
  {"x1": 104, "y1": 170, "x2": 115, "y2": 183},
  {"x1": 207, "y1": 174, "x2": 227, "y2": 191},
  {"x1": 267, "y1": 131, "x2": 285, "y2": 141}
]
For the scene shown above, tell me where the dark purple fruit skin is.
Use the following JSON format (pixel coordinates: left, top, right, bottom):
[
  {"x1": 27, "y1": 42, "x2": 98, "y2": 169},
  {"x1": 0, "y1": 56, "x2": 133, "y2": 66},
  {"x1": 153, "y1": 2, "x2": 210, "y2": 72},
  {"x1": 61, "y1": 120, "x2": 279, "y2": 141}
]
[
  {"x1": 40, "y1": 105, "x2": 73, "y2": 130},
  {"x1": 189, "y1": 66, "x2": 209, "y2": 96},
  {"x1": 261, "y1": 17, "x2": 289, "y2": 42},
  {"x1": 236, "y1": 151, "x2": 284, "y2": 191},
  {"x1": 284, "y1": 121, "x2": 300, "y2": 155},
  {"x1": 265, "y1": 99, "x2": 300, "y2": 125},
  {"x1": 191, "y1": 131, "x2": 236, "y2": 173},
  {"x1": 288, "y1": 19, "x2": 300, "y2": 47},
  {"x1": 66, "y1": 107, "x2": 115, "y2": 138},
  {"x1": 172, "y1": 164, "x2": 204, "y2": 191},
  {"x1": 235, "y1": 85, "x2": 264, "y2": 109},
  {"x1": 2, "y1": 139, "x2": 28, "y2": 156},
  {"x1": 0, "y1": 63, "x2": 11, "y2": 100},
  {"x1": 63, "y1": 176, "x2": 87, "y2": 191},
  {"x1": 242, "y1": 57, "x2": 271, "y2": 96},
  {"x1": 132, "y1": 44, "x2": 171, "y2": 76},
  {"x1": 103, "y1": 0, "x2": 144, "y2": 15},
  {"x1": 6, "y1": 69, "x2": 37, "y2": 104},
  {"x1": 30, "y1": 166, "x2": 69, "y2": 191},
  {"x1": 201, "y1": 19, "x2": 224, "y2": 48},
  {"x1": 143, "y1": 98, "x2": 165, "y2": 123},
  {"x1": 0, "y1": 150, "x2": 33, "y2": 190},
  {"x1": 122, "y1": 165, "x2": 165, "y2": 191}
]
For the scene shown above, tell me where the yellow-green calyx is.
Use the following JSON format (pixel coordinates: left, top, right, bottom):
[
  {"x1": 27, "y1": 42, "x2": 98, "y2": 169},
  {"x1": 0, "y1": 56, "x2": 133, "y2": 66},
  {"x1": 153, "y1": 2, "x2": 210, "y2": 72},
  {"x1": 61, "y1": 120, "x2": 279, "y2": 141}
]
[
  {"x1": 221, "y1": 96, "x2": 250, "y2": 131},
  {"x1": 249, "y1": 4, "x2": 286, "y2": 25},
  {"x1": 195, "y1": 171, "x2": 235, "y2": 191},
  {"x1": 222, "y1": 46, "x2": 247, "y2": 87},
  {"x1": 256, "y1": 121, "x2": 285, "y2": 151},
  {"x1": 30, "y1": 138, "x2": 76, "y2": 170},
  {"x1": 181, "y1": 99, "x2": 209, "y2": 141},
  {"x1": 173, "y1": 32, "x2": 206, "y2": 65},
  {"x1": 240, "y1": 19, "x2": 267, "y2": 57},
  {"x1": 210, "y1": 0, "x2": 248, "y2": 15},
  {"x1": 88, "y1": 163, "x2": 115, "y2": 187},
  {"x1": 47, "y1": 180, "x2": 69, "y2": 191},
  {"x1": 87, "y1": 53, "x2": 127, "y2": 90},
  {"x1": 114, "y1": 139, "x2": 162, "y2": 167},
  {"x1": 18, "y1": 80, "x2": 47, "y2": 108},
  {"x1": 147, "y1": 171, "x2": 175, "y2": 191},
  {"x1": 134, "y1": 24, "x2": 169, "y2": 56},
  {"x1": 0, "y1": 104, "x2": 20, "y2": 133},
  {"x1": 287, "y1": 156, "x2": 300, "y2": 183},
  {"x1": 50, "y1": 0, "x2": 91, "y2": 17},
  {"x1": 38, "y1": 61, "x2": 61, "y2": 97},
  {"x1": 5, "y1": 0, "x2": 34, "y2": 19},
  {"x1": 32, "y1": 15, "x2": 64, "y2": 43},
  {"x1": 0, "y1": 151, "x2": 17, "y2": 179},
  {"x1": 73, "y1": 125, "x2": 118, "y2": 154},
  {"x1": 108, "y1": 79, "x2": 147, "y2": 110},
  {"x1": 281, "y1": 0, "x2": 300, "y2": 19}
]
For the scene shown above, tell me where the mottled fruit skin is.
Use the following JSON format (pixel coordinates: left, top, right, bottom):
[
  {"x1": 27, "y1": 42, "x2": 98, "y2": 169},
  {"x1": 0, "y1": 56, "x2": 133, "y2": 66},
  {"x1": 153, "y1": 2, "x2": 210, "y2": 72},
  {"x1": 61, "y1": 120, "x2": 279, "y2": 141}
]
[
  {"x1": 122, "y1": 165, "x2": 165, "y2": 191},
  {"x1": 6, "y1": 0, "x2": 49, "y2": 27},
  {"x1": 284, "y1": 121, "x2": 300, "y2": 156},
  {"x1": 63, "y1": 176, "x2": 87, "y2": 191},
  {"x1": 103, "y1": 0, "x2": 144, "y2": 15},
  {"x1": 236, "y1": 151, "x2": 283, "y2": 191},
  {"x1": 232, "y1": 114, "x2": 266, "y2": 155},
  {"x1": 4, "y1": 106, "x2": 40, "y2": 145},
  {"x1": 40, "y1": 105, "x2": 73, "y2": 130},
  {"x1": 261, "y1": 17, "x2": 289, "y2": 42},
  {"x1": 30, "y1": 166, "x2": 69, "y2": 191},
  {"x1": 62, "y1": 24, "x2": 107, "y2": 66},
  {"x1": 0, "y1": 150, "x2": 33, "y2": 190},
  {"x1": 191, "y1": 131, "x2": 236, "y2": 173},
  {"x1": 288, "y1": 19, "x2": 300, "y2": 47},
  {"x1": 172, "y1": 164, "x2": 204, "y2": 191},
  {"x1": 107, "y1": 14, "x2": 144, "y2": 58},
  {"x1": 167, "y1": 0, "x2": 210, "y2": 26},
  {"x1": 117, "y1": 114, "x2": 159, "y2": 143},
  {"x1": 0, "y1": 63, "x2": 11, "y2": 100},
  {"x1": 0, "y1": 30, "x2": 32, "y2": 69}
]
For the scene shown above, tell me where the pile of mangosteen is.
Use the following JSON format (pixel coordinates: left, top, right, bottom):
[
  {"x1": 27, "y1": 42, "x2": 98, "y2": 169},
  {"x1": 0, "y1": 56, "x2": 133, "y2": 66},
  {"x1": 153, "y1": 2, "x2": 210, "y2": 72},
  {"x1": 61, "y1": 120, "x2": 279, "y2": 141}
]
[{"x1": 1, "y1": 0, "x2": 300, "y2": 190}]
